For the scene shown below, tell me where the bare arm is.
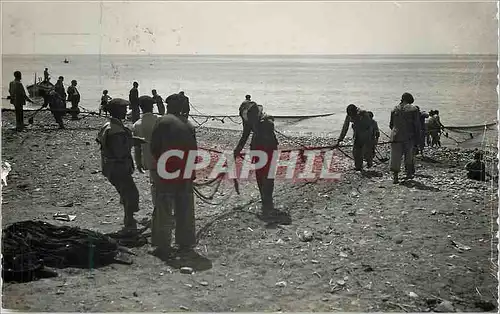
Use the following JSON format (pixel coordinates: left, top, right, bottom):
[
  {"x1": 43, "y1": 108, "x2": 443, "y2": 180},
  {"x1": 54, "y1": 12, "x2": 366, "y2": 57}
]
[
  {"x1": 234, "y1": 121, "x2": 252, "y2": 155},
  {"x1": 337, "y1": 115, "x2": 350, "y2": 142}
]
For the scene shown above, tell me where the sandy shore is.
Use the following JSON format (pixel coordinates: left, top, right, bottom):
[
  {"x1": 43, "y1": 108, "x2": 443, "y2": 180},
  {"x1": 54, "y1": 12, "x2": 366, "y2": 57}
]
[{"x1": 1, "y1": 111, "x2": 498, "y2": 312}]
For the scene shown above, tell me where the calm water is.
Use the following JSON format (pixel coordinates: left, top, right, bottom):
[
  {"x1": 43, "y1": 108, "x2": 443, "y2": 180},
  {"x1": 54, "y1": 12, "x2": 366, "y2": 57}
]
[{"x1": 2, "y1": 54, "x2": 498, "y2": 138}]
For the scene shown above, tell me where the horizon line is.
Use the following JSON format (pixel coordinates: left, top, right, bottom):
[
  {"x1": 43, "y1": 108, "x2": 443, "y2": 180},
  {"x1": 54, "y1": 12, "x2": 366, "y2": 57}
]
[{"x1": 2, "y1": 53, "x2": 497, "y2": 57}]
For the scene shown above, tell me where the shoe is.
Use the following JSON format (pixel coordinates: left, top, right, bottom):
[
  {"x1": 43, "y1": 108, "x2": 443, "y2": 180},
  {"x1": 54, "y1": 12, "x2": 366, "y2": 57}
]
[{"x1": 392, "y1": 173, "x2": 399, "y2": 184}]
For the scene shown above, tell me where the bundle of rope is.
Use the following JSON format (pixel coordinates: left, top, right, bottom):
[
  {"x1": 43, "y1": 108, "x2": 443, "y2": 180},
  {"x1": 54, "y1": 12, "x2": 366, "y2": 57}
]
[{"x1": 2, "y1": 220, "x2": 139, "y2": 282}]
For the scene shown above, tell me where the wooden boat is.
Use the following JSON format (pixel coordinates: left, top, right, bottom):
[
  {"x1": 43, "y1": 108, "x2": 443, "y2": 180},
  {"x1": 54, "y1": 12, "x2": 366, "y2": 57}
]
[{"x1": 26, "y1": 73, "x2": 54, "y2": 98}]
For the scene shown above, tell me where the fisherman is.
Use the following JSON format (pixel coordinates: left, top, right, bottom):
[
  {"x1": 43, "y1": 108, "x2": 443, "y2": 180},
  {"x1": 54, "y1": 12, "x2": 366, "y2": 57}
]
[
  {"x1": 465, "y1": 150, "x2": 490, "y2": 181},
  {"x1": 99, "y1": 90, "x2": 112, "y2": 117},
  {"x1": 129, "y1": 82, "x2": 140, "y2": 122},
  {"x1": 152, "y1": 89, "x2": 165, "y2": 115},
  {"x1": 43, "y1": 89, "x2": 66, "y2": 129},
  {"x1": 368, "y1": 111, "x2": 380, "y2": 166},
  {"x1": 414, "y1": 106, "x2": 429, "y2": 154},
  {"x1": 427, "y1": 110, "x2": 443, "y2": 147},
  {"x1": 425, "y1": 110, "x2": 434, "y2": 146},
  {"x1": 150, "y1": 95, "x2": 197, "y2": 256},
  {"x1": 9, "y1": 71, "x2": 34, "y2": 131},
  {"x1": 132, "y1": 96, "x2": 159, "y2": 226},
  {"x1": 96, "y1": 98, "x2": 140, "y2": 230},
  {"x1": 43, "y1": 68, "x2": 50, "y2": 82},
  {"x1": 66, "y1": 80, "x2": 81, "y2": 120},
  {"x1": 178, "y1": 91, "x2": 190, "y2": 118},
  {"x1": 336, "y1": 104, "x2": 375, "y2": 171},
  {"x1": 54, "y1": 76, "x2": 66, "y2": 107},
  {"x1": 389, "y1": 92, "x2": 421, "y2": 183},
  {"x1": 234, "y1": 101, "x2": 279, "y2": 217}
]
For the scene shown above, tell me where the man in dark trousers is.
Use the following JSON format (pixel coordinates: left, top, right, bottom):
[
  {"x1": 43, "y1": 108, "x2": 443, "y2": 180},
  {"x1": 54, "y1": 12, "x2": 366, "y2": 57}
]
[
  {"x1": 336, "y1": 104, "x2": 375, "y2": 171},
  {"x1": 42, "y1": 89, "x2": 66, "y2": 129},
  {"x1": 96, "y1": 98, "x2": 140, "y2": 230},
  {"x1": 234, "y1": 101, "x2": 279, "y2": 218},
  {"x1": 150, "y1": 95, "x2": 198, "y2": 256},
  {"x1": 66, "y1": 80, "x2": 80, "y2": 120},
  {"x1": 389, "y1": 92, "x2": 421, "y2": 183},
  {"x1": 152, "y1": 89, "x2": 165, "y2": 115},
  {"x1": 129, "y1": 82, "x2": 140, "y2": 122},
  {"x1": 9, "y1": 71, "x2": 34, "y2": 131}
]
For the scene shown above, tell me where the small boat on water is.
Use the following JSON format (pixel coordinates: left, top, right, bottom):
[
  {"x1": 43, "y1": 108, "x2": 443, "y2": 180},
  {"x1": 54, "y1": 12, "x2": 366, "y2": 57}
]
[{"x1": 63, "y1": 58, "x2": 69, "y2": 64}]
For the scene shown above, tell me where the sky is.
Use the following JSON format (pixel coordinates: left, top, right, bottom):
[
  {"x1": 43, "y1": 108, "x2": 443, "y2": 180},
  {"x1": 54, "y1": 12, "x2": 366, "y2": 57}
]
[{"x1": 1, "y1": 0, "x2": 498, "y2": 55}]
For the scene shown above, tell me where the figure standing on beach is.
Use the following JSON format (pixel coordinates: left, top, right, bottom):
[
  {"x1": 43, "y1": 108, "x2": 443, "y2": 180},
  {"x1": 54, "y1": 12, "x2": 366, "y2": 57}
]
[
  {"x1": 178, "y1": 91, "x2": 190, "y2": 118},
  {"x1": 414, "y1": 106, "x2": 429, "y2": 154},
  {"x1": 99, "y1": 90, "x2": 112, "y2": 117},
  {"x1": 96, "y1": 98, "x2": 140, "y2": 230},
  {"x1": 234, "y1": 102, "x2": 279, "y2": 218},
  {"x1": 129, "y1": 82, "x2": 140, "y2": 122},
  {"x1": 43, "y1": 68, "x2": 50, "y2": 82},
  {"x1": 151, "y1": 89, "x2": 165, "y2": 115},
  {"x1": 389, "y1": 92, "x2": 421, "y2": 183},
  {"x1": 66, "y1": 80, "x2": 81, "y2": 120},
  {"x1": 368, "y1": 111, "x2": 380, "y2": 165},
  {"x1": 427, "y1": 111, "x2": 441, "y2": 147},
  {"x1": 43, "y1": 90, "x2": 66, "y2": 129},
  {"x1": 9, "y1": 71, "x2": 34, "y2": 131},
  {"x1": 336, "y1": 104, "x2": 375, "y2": 170},
  {"x1": 133, "y1": 96, "x2": 158, "y2": 216},
  {"x1": 54, "y1": 76, "x2": 67, "y2": 112},
  {"x1": 150, "y1": 95, "x2": 198, "y2": 256}
]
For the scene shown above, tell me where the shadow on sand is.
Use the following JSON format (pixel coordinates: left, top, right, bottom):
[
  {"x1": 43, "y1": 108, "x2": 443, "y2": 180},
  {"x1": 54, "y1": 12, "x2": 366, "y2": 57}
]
[
  {"x1": 152, "y1": 249, "x2": 213, "y2": 272},
  {"x1": 400, "y1": 179, "x2": 440, "y2": 192},
  {"x1": 258, "y1": 210, "x2": 292, "y2": 229},
  {"x1": 361, "y1": 170, "x2": 383, "y2": 178}
]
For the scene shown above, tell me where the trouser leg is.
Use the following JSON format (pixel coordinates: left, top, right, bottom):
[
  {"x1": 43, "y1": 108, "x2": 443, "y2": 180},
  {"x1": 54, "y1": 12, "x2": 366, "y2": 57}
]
[
  {"x1": 352, "y1": 142, "x2": 364, "y2": 170},
  {"x1": 174, "y1": 182, "x2": 196, "y2": 249},
  {"x1": 403, "y1": 142, "x2": 415, "y2": 177},
  {"x1": 131, "y1": 105, "x2": 140, "y2": 123},
  {"x1": 110, "y1": 174, "x2": 139, "y2": 228},
  {"x1": 363, "y1": 142, "x2": 374, "y2": 168},
  {"x1": 152, "y1": 188, "x2": 174, "y2": 249},
  {"x1": 70, "y1": 101, "x2": 80, "y2": 120},
  {"x1": 15, "y1": 105, "x2": 24, "y2": 130},
  {"x1": 390, "y1": 143, "x2": 403, "y2": 173}
]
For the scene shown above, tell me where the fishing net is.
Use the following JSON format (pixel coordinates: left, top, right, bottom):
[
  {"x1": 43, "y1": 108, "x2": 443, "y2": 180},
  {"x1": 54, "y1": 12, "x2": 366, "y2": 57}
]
[
  {"x1": 1, "y1": 220, "x2": 144, "y2": 283},
  {"x1": 442, "y1": 122, "x2": 497, "y2": 147}
]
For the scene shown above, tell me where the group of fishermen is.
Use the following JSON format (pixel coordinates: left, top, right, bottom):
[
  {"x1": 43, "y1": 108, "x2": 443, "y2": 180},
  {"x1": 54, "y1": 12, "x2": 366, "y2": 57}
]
[
  {"x1": 9, "y1": 72, "x2": 489, "y2": 255},
  {"x1": 8, "y1": 70, "x2": 81, "y2": 131},
  {"x1": 336, "y1": 92, "x2": 451, "y2": 183}
]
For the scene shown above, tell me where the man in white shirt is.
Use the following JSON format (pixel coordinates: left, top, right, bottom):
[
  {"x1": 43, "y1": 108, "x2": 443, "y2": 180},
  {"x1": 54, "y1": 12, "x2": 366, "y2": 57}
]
[{"x1": 132, "y1": 95, "x2": 159, "y2": 234}]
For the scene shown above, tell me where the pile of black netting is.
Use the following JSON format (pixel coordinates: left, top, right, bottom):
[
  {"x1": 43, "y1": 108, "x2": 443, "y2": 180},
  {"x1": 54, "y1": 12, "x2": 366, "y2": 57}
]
[{"x1": 2, "y1": 220, "x2": 144, "y2": 283}]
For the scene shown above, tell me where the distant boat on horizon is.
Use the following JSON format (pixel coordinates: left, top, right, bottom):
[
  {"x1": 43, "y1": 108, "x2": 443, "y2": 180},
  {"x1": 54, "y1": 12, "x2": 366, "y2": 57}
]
[{"x1": 63, "y1": 58, "x2": 69, "y2": 64}]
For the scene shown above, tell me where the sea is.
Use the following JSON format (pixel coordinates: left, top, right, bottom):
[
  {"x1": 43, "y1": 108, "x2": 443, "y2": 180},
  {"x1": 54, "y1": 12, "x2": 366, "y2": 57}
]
[{"x1": 2, "y1": 54, "x2": 498, "y2": 144}]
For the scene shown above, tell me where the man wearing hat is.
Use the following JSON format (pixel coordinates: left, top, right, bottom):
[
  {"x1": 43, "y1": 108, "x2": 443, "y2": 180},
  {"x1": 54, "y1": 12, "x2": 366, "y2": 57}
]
[
  {"x1": 54, "y1": 76, "x2": 67, "y2": 112},
  {"x1": 234, "y1": 101, "x2": 279, "y2": 218},
  {"x1": 336, "y1": 104, "x2": 375, "y2": 171},
  {"x1": 96, "y1": 98, "x2": 140, "y2": 230},
  {"x1": 66, "y1": 80, "x2": 80, "y2": 120},
  {"x1": 389, "y1": 92, "x2": 421, "y2": 183},
  {"x1": 9, "y1": 71, "x2": 34, "y2": 131},
  {"x1": 150, "y1": 94, "x2": 197, "y2": 256}
]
